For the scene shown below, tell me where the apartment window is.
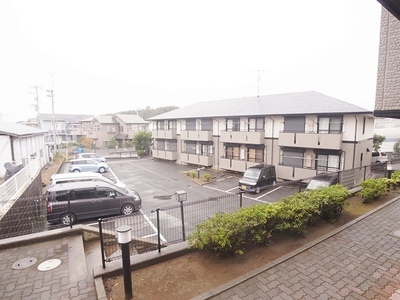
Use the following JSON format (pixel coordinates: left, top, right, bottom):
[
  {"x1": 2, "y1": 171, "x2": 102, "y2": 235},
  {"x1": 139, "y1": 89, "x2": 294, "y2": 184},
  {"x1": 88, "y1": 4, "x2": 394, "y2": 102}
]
[
  {"x1": 247, "y1": 146, "x2": 264, "y2": 163},
  {"x1": 225, "y1": 145, "x2": 240, "y2": 159},
  {"x1": 226, "y1": 118, "x2": 240, "y2": 132},
  {"x1": 248, "y1": 118, "x2": 264, "y2": 132},
  {"x1": 156, "y1": 139, "x2": 165, "y2": 150},
  {"x1": 318, "y1": 116, "x2": 342, "y2": 133},
  {"x1": 93, "y1": 124, "x2": 101, "y2": 131},
  {"x1": 184, "y1": 141, "x2": 196, "y2": 154},
  {"x1": 107, "y1": 126, "x2": 116, "y2": 133},
  {"x1": 282, "y1": 149, "x2": 304, "y2": 168},
  {"x1": 157, "y1": 121, "x2": 165, "y2": 130},
  {"x1": 201, "y1": 119, "x2": 213, "y2": 131},
  {"x1": 284, "y1": 116, "x2": 305, "y2": 133},
  {"x1": 167, "y1": 140, "x2": 177, "y2": 151},
  {"x1": 315, "y1": 153, "x2": 340, "y2": 171},
  {"x1": 185, "y1": 119, "x2": 196, "y2": 131},
  {"x1": 168, "y1": 120, "x2": 177, "y2": 130},
  {"x1": 201, "y1": 142, "x2": 213, "y2": 156}
]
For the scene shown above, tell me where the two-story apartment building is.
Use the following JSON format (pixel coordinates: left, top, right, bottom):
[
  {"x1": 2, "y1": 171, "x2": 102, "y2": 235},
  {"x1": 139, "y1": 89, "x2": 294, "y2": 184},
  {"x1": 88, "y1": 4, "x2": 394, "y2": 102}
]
[{"x1": 150, "y1": 91, "x2": 374, "y2": 183}]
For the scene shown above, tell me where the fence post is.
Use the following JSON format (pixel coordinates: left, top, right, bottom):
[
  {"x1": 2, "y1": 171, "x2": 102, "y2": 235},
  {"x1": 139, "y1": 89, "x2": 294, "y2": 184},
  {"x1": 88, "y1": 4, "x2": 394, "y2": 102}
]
[
  {"x1": 180, "y1": 201, "x2": 186, "y2": 241},
  {"x1": 298, "y1": 180, "x2": 302, "y2": 193},
  {"x1": 98, "y1": 218, "x2": 106, "y2": 269},
  {"x1": 156, "y1": 209, "x2": 161, "y2": 253},
  {"x1": 239, "y1": 191, "x2": 243, "y2": 208}
]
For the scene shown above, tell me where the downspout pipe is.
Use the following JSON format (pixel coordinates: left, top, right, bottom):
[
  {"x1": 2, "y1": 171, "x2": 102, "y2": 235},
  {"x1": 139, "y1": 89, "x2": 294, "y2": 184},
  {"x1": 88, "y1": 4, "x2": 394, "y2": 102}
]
[
  {"x1": 268, "y1": 117, "x2": 275, "y2": 165},
  {"x1": 352, "y1": 115, "x2": 358, "y2": 169}
]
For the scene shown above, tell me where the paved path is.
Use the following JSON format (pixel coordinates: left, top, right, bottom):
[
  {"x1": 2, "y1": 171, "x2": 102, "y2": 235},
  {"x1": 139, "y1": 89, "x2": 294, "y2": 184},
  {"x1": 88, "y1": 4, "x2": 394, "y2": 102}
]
[
  {"x1": 196, "y1": 196, "x2": 400, "y2": 300},
  {"x1": 0, "y1": 233, "x2": 97, "y2": 300}
]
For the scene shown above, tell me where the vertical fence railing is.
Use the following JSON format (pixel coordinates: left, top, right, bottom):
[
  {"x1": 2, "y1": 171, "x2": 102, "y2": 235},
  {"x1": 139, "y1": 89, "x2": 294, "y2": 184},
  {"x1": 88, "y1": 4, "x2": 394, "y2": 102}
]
[{"x1": 98, "y1": 193, "x2": 243, "y2": 265}]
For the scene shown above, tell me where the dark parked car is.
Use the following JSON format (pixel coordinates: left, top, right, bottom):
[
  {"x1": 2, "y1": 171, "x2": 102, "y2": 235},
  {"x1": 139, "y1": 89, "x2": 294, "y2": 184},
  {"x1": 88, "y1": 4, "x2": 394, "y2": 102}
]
[
  {"x1": 239, "y1": 164, "x2": 276, "y2": 194},
  {"x1": 46, "y1": 181, "x2": 142, "y2": 225},
  {"x1": 306, "y1": 173, "x2": 339, "y2": 190}
]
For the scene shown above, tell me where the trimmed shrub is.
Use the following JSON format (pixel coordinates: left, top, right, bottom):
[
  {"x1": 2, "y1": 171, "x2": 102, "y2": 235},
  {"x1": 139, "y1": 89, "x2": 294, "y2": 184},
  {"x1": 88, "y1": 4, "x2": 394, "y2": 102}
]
[
  {"x1": 203, "y1": 173, "x2": 212, "y2": 181},
  {"x1": 357, "y1": 178, "x2": 388, "y2": 203}
]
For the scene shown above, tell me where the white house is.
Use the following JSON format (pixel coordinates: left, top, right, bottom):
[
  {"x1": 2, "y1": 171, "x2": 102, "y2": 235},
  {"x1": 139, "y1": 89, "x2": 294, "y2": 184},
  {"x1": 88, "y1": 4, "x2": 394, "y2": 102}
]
[{"x1": 0, "y1": 120, "x2": 48, "y2": 178}]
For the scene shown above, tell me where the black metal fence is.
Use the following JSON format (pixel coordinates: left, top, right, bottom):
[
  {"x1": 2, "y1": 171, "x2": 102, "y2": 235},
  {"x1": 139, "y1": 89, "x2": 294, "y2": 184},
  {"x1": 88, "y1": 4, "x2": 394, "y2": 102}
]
[{"x1": 98, "y1": 193, "x2": 252, "y2": 267}]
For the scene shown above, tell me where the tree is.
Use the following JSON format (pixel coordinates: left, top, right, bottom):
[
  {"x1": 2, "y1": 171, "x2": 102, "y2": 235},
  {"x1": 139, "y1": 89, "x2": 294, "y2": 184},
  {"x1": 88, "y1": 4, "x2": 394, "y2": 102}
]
[
  {"x1": 394, "y1": 139, "x2": 400, "y2": 154},
  {"x1": 131, "y1": 131, "x2": 152, "y2": 157},
  {"x1": 373, "y1": 134, "x2": 386, "y2": 151},
  {"x1": 107, "y1": 138, "x2": 119, "y2": 149}
]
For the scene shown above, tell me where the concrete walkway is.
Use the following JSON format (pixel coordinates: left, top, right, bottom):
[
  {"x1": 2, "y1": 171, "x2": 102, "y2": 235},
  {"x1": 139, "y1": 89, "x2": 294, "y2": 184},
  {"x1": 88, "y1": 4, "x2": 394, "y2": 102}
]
[{"x1": 194, "y1": 195, "x2": 400, "y2": 300}]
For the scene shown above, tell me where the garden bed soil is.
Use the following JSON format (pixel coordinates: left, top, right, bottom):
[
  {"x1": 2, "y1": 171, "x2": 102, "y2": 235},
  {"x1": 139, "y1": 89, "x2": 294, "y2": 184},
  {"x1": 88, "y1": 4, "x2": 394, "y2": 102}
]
[{"x1": 103, "y1": 190, "x2": 400, "y2": 300}]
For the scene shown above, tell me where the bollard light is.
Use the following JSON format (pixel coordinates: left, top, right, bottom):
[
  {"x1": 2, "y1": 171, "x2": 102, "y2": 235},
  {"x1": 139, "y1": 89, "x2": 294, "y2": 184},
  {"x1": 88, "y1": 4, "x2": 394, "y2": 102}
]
[
  {"x1": 387, "y1": 162, "x2": 394, "y2": 179},
  {"x1": 176, "y1": 190, "x2": 187, "y2": 241},
  {"x1": 176, "y1": 190, "x2": 187, "y2": 202},
  {"x1": 117, "y1": 225, "x2": 132, "y2": 244},
  {"x1": 116, "y1": 225, "x2": 132, "y2": 299}
]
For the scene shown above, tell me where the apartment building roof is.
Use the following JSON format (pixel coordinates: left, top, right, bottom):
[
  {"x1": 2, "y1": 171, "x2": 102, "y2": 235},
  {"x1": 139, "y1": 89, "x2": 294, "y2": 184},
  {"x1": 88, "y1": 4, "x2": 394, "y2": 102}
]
[
  {"x1": 38, "y1": 113, "x2": 93, "y2": 123},
  {"x1": 149, "y1": 91, "x2": 372, "y2": 120},
  {"x1": 113, "y1": 114, "x2": 148, "y2": 124},
  {"x1": 0, "y1": 120, "x2": 47, "y2": 137},
  {"x1": 81, "y1": 116, "x2": 119, "y2": 124}
]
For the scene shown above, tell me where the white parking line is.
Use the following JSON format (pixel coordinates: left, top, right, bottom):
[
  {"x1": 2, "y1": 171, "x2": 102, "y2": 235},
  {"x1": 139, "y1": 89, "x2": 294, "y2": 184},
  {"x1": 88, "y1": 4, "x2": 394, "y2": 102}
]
[
  {"x1": 203, "y1": 185, "x2": 270, "y2": 204},
  {"x1": 140, "y1": 209, "x2": 167, "y2": 242},
  {"x1": 256, "y1": 186, "x2": 283, "y2": 200}
]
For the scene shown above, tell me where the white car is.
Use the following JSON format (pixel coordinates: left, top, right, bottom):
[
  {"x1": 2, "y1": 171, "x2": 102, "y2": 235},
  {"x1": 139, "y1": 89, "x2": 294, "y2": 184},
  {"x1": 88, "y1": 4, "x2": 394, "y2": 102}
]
[
  {"x1": 68, "y1": 158, "x2": 109, "y2": 173},
  {"x1": 75, "y1": 152, "x2": 106, "y2": 162}
]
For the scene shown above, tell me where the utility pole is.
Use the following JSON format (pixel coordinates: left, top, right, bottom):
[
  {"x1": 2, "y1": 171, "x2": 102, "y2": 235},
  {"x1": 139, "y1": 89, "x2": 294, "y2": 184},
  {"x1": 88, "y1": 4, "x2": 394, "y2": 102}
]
[
  {"x1": 46, "y1": 89, "x2": 57, "y2": 151},
  {"x1": 30, "y1": 86, "x2": 42, "y2": 127}
]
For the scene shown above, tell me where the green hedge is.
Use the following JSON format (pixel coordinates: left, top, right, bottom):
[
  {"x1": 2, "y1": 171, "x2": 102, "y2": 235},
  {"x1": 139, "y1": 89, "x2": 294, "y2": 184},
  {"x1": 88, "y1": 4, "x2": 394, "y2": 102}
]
[{"x1": 188, "y1": 184, "x2": 350, "y2": 256}]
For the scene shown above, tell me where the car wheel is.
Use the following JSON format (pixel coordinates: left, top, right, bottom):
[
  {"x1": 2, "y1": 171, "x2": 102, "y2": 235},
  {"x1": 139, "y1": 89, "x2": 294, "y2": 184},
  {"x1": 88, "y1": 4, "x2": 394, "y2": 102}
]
[
  {"x1": 255, "y1": 187, "x2": 260, "y2": 194},
  {"x1": 121, "y1": 204, "x2": 135, "y2": 215},
  {"x1": 73, "y1": 169, "x2": 80, "y2": 173},
  {"x1": 60, "y1": 213, "x2": 76, "y2": 226},
  {"x1": 99, "y1": 167, "x2": 106, "y2": 173}
]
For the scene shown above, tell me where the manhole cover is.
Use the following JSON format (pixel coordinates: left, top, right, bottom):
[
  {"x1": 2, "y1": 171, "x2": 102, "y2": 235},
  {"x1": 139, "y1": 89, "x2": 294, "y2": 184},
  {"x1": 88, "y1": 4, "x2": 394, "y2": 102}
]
[
  {"x1": 37, "y1": 259, "x2": 61, "y2": 271},
  {"x1": 12, "y1": 257, "x2": 37, "y2": 270},
  {"x1": 153, "y1": 195, "x2": 172, "y2": 200}
]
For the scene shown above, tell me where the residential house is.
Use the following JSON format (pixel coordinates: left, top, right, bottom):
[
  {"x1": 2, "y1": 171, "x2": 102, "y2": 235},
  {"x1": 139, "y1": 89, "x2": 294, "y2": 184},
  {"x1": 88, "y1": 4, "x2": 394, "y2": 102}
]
[
  {"x1": 0, "y1": 120, "x2": 48, "y2": 177},
  {"x1": 149, "y1": 91, "x2": 374, "y2": 184},
  {"x1": 35, "y1": 113, "x2": 93, "y2": 145},
  {"x1": 81, "y1": 114, "x2": 148, "y2": 148}
]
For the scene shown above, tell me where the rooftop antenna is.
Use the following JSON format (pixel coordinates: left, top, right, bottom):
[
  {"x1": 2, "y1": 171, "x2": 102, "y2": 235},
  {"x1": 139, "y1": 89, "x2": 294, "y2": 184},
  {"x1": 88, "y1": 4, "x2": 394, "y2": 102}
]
[{"x1": 251, "y1": 69, "x2": 267, "y2": 97}]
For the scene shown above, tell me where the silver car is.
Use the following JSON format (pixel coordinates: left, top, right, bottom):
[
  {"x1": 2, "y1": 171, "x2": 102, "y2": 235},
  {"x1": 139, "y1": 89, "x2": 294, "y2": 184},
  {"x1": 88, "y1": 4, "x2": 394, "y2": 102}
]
[
  {"x1": 68, "y1": 158, "x2": 109, "y2": 173},
  {"x1": 75, "y1": 152, "x2": 106, "y2": 162}
]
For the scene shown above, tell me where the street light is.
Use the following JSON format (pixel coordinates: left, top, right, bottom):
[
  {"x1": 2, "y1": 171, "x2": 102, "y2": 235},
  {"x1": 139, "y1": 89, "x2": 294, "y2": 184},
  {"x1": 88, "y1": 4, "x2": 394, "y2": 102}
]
[
  {"x1": 176, "y1": 190, "x2": 187, "y2": 241},
  {"x1": 387, "y1": 162, "x2": 394, "y2": 179},
  {"x1": 117, "y1": 225, "x2": 132, "y2": 299}
]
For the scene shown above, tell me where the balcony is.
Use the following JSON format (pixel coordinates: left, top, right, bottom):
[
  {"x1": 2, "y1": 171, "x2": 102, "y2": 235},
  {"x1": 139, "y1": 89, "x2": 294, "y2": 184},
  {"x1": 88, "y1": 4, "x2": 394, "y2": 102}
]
[
  {"x1": 180, "y1": 130, "x2": 213, "y2": 141},
  {"x1": 220, "y1": 131, "x2": 264, "y2": 145},
  {"x1": 180, "y1": 153, "x2": 213, "y2": 167},
  {"x1": 152, "y1": 130, "x2": 177, "y2": 139},
  {"x1": 219, "y1": 158, "x2": 261, "y2": 172},
  {"x1": 278, "y1": 132, "x2": 342, "y2": 150},
  {"x1": 152, "y1": 149, "x2": 178, "y2": 161}
]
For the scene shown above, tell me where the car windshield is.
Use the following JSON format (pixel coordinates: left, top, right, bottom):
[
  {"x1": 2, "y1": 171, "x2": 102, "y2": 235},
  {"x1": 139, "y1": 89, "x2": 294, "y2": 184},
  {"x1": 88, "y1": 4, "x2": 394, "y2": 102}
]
[
  {"x1": 243, "y1": 169, "x2": 260, "y2": 179},
  {"x1": 307, "y1": 179, "x2": 330, "y2": 190}
]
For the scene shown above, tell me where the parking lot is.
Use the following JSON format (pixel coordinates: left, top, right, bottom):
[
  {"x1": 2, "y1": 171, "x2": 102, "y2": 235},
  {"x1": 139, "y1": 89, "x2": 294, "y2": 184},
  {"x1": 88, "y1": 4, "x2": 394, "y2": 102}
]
[{"x1": 99, "y1": 157, "x2": 299, "y2": 211}]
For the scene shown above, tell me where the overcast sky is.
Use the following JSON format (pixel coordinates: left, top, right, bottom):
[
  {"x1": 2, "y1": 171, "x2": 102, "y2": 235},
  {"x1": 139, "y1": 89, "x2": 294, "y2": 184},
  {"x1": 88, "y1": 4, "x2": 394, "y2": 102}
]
[{"x1": 0, "y1": 0, "x2": 382, "y2": 122}]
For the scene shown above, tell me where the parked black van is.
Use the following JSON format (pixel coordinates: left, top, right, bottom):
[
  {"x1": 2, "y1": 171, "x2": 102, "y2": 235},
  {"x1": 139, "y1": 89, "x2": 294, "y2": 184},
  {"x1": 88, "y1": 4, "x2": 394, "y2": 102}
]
[
  {"x1": 46, "y1": 181, "x2": 142, "y2": 225},
  {"x1": 239, "y1": 164, "x2": 276, "y2": 194}
]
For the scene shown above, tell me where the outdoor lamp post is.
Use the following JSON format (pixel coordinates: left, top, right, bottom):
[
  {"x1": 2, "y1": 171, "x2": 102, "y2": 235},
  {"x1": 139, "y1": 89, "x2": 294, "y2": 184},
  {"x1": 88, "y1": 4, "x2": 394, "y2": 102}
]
[
  {"x1": 117, "y1": 225, "x2": 132, "y2": 299},
  {"x1": 176, "y1": 190, "x2": 187, "y2": 241},
  {"x1": 387, "y1": 162, "x2": 394, "y2": 179}
]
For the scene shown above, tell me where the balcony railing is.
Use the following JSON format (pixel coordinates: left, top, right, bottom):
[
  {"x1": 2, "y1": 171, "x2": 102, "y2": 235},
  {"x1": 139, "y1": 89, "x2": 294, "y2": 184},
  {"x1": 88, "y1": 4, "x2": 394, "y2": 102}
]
[
  {"x1": 180, "y1": 153, "x2": 213, "y2": 166},
  {"x1": 180, "y1": 130, "x2": 213, "y2": 141},
  {"x1": 279, "y1": 132, "x2": 342, "y2": 150},
  {"x1": 152, "y1": 149, "x2": 178, "y2": 160},
  {"x1": 152, "y1": 129, "x2": 177, "y2": 139},
  {"x1": 220, "y1": 130, "x2": 264, "y2": 144}
]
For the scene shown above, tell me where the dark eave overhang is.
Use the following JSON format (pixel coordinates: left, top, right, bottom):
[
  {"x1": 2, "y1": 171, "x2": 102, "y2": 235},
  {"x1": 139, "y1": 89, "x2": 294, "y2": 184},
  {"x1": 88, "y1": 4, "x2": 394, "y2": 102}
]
[{"x1": 377, "y1": 0, "x2": 400, "y2": 21}]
